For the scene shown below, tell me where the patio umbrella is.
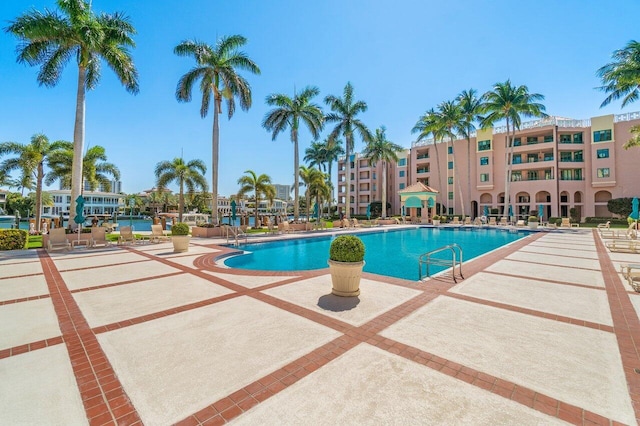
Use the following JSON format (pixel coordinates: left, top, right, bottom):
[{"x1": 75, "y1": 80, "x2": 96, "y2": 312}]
[
  {"x1": 483, "y1": 205, "x2": 489, "y2": 217},
  {"x1": 231, "y1": 199, "x2": 237, "y2": 225},
  {"x1": 538, "y1": 204, "x2": 544, "y2": 219},
  {"x1": 366, "y1": 204, "x2": 371, "y2": 220},
  {"x1": 401, "y1": 205, "x2": 405, "y2": 217},
  {"x1": 630, "y1": 197, "x2": 639, "y2": 220},
  {"x1": 74, "y1": 195, "x2": 86, "y2": 243},
  {"x1": 314, "y1": 202, "x2": 319, "y2": 220},
  {"x1": 508, "y1": 205, "x2": 513, "y2": 219}
]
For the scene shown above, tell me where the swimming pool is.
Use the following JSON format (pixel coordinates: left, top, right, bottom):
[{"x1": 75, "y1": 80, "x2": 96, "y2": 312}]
[{"x1": 223, "y1": 227, "x2": 529, "y2": 281}]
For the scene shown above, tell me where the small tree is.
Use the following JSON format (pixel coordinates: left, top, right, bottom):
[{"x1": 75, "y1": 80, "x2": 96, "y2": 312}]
[{"x1": 607, "y1": 198, "x2": 633, "y2": 217}]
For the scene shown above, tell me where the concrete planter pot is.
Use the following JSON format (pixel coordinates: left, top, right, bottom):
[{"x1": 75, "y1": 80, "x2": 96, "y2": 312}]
[
  {"x1": 172, "y1": 235, "x2": 191, "y2": 252},
  {"x1": 432, "y1": 220, "x2": 440, "y2": 226},
  {"x1": 328, "y1": 259, "x2": 365, "y2": 297},
  {"x1": 528, "y1": 222, "x2": 539, "y2": 229}
]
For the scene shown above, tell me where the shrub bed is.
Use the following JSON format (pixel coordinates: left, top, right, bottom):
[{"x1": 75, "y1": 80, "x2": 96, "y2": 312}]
[
  {"x1": 0, "y1": 229, "x2": 28, "y2": 250},
  {"x1": 584, "y1": 217, "x2": 629, "y2": 226}
]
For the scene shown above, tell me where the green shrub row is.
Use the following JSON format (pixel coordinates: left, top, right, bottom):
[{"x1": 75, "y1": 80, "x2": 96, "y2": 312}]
[
  {"x1": 0, "y1": 229, "x2": 28, "y2": 250},
  {"x1": 584, "y1": 217, "x2": 629, "y2": 225}
]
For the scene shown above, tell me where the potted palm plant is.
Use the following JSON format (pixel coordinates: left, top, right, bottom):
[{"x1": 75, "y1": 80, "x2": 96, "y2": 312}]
[
  {"x1": 328, "y1": 235, "x2": 365, "y2": 297},
  {"x1": 171, "y1": 222, "x2": 191, "y2": 252}
]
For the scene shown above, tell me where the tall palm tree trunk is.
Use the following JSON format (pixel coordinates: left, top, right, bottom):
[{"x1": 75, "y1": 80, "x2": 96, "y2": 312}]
[
  {"x1": 467, "y1": 137, "x2": 472, "y2": 217},
  {"x1": 70, "y1": 66, "x2": 87, "y2": 225},
  {"x1": 179, "y1": 180, "x2": 184, "y2": 222},
  {"x1": 345, "y1": 134, "x2": 352, "y2": 219},
  {"x1": 381, "y1": 161, "x2": 387, "y2": 218},
  {"x1": 503, "y1": 120, "x2": 511, "y2": 217},
  {"x1": 212, "y1": 97, "x2": 220, "y2": 224},
  {"x1": 327, "y1": 161, "x2": 333, "y2": 218},
  {"x1": 293, "y1": 130, "x2": 300, "y2": 221},
  {"x1": 452, "y1": 143, "x2": 465, "y2": 217},
  {"x1": 255, "y1": 190, "x2": 259, "y2": 230},
  {"x1": 35, "y1": 163, "x2": 43, "y2": 232},
  {"x1": 433, "y1": 141, "x2": 444, "y2": 215}
]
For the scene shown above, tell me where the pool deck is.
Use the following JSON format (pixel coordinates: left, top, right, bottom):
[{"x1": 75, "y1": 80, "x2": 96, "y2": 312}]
[{"x1": 1, "y1": 226, "x2": 639, "y2": 425}]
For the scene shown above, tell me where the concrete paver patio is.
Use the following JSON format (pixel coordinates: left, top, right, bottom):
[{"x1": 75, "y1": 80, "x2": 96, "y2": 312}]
[{"x1": 1, "y1": 227, "x2": 639, "y2": 425}]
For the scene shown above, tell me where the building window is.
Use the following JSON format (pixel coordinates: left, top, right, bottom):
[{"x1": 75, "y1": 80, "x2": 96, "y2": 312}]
[
  {"x1": 527, "y1": 171, "x2": 538, "y2": 180},
  {"x1": 597, "y1": 149, "x2": 609, "y2": 158},
  {"x1": 398, "y1": 158, "x2": 406, "y2": 166},
  {"x1": 597, "y1": 168, "x2": 610, "y2": 178},
  {"x1": 560, "y1": 134, "x2": 571, "y2": 143},
  {"x1": 480, "y1": 157, "x2": 489, "y2": 166},
  {"x1": 448, "y1": 177, "x2": 453, "y2": 184},
  {"x1": 399, "y1": 170, "x2": 405, "y2": 177},
  {"x1": 399, "y1": 183, "x2": 405, "y2": 190},
  {"x1": 527, "y1": 136, "x2": 538, "y2": 144},
  {"x1": 478, "y1": 140, "x2": 491, "y2": 151},
  {"x1": 573, "y1": 133, "x2": 583, "y2": 143},
  {"x1": 447, "y1": 146, "x2": 453, "y2": 154},
  {"x1": 372, "y1": 172, "x2": 376, "y2": 180},
  {"x1": 513, "y1": 137, "x2": 521, "y2": 146},
  {"x1": 480, "y1": 173, "x2": 489, "y2": 182},
  {"x1": 448, "y1": 161, "x2": 453, "y2": 169},
  {"x1": 511, "y1": 171, "x2": 522, "y2": 181},
  {"x1": 543, "y1": 135, "x2": 553, "y2": 142},
  {"x1": 448, "y1": 207, "x2": 454, "y2": 215},
  {"x1": 448, "y1": 192, "x2": 453, "y2": 200},
  {"x1": 372, "y1": 184, "x2": 377, "y2": 191},
  {"x1": 512, "y1": 154, "x2": 522, "y2": 164},
  {"x1": 593, "y1": 129, "x2": 612, "y2": 142}
]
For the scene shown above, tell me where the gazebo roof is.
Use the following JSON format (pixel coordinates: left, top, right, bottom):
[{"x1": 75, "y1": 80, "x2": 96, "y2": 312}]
[{"x1": 398, "y1": 182, "x2": 439, "y2": 194}]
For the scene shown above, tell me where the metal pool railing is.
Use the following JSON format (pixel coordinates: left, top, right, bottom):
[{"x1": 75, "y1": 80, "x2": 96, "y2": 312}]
[{"x1": 419, "y1": 243, "x2": 464, "y2": 282}]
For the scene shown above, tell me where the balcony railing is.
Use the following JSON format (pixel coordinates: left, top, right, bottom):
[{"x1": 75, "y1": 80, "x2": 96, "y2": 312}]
[
  {"x1": 416, "y1": 168, "x2": 430, "y2": 173},
  {"x1": 416, "y1": 154, "x2": 429, "y2": 159}
]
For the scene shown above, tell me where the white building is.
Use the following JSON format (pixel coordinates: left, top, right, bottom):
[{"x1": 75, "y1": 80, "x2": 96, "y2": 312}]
[
  {"x1": 60, "y1": 180, "x2": 122, "y2": 193},
  {"x1": 274, "y1": 184, "x2": 291, "y2": 201},
  {"x1": 46, "y1": 190, "x2": 124, "y2": 216}
]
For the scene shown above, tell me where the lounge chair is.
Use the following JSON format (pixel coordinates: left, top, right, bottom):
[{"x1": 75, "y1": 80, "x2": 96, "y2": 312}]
[
  {"x1": 47, "y1": 228, "x2": 71, "y2": 252},
  {"x1": 410, "y1": 216, "x2": 421, "y2": 225},
  {"x1": 560, "y1": 218, "x2": 579, "y2": 228},
  {"x1": 118, "y1": 226, "x2": 140, "y2": 245},
  {"x1": 499, "y1": 217, "x2": 508, "y2": 226},
  {"x1": 488, "y1": 217, "x2": 497, "y2": 226},
  {"x1": 150, "y1": 224, "x2": 171, "y2": 243},
  {"x1": 351, "y1": 218, "x2": 361, "y2": 228},
  {"x1": 597, "y1": 221, "x2": 611, "y2": 230},
  {"x1": 464, "y1": 217, "x2": 471, "y2": 225},
  {"x1": 278, "y1": 221, "x2": 293, "y2": 233},
  {"x1": 605, "y1": 239, "x2": 638, "y2": 253},
  {"x1": 515, "y1": 220, "x2": 526, "y2": 227},
  {"x1": 452, "y1": 217, "x2": 460, "y2": 225},
  {"x1": 90, "y1": 227, "x2": 111, "y2": 248},
  {"x1": 473, "y1": 217, "x2": 482, "y2": 226}
]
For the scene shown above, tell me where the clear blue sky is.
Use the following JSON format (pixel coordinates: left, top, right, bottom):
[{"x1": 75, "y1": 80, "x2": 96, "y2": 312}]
[{"x1": 1, "y1": 0, "x2": 638, "y2": 196}]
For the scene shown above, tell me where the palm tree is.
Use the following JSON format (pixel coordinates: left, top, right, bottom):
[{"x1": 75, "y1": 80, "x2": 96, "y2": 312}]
[
  {"x1": 304, "y1": 141, "x2": 328, "y2": 171},
  {"x1": 299, "y1": 166, "x2": 328, "y2": 221},
  {"x1": 323, "y1": 137, "x2": 345, "y2": 218},
  {"x1": 412, "y1": 109, "x2": 444, "y2": 213},
  {"x1": 175, "y1": 35, "x2": 260, "y2": 224},
  {"x1": 237, "y1": 170, "x2": 273, "y2": 228},
  {"x1": 362, "y1": 126, "x2": 404, "y2": 218},
  {"x1": 0, "y1": 134, "x2": 68, "y2": 231},
  {"x1": 457, "y1": 89, "x2": 483, "y2": 217},
  {"x1": 433, "y1": 100, "x2": 466, "y2": 216},
  {"x1": 324, "y1": 82, "x2": 372, "y2": 219},
  {"x1": 46, "y1": 144, "x2": 120, "y2": 192},
  {"x1": 308, "y1": 171, "x2": 330, "y2": 221},
  {"x1": 263, "y1": 86, "x2": 324, "y2": 221},
  {"x1": 155, "y1": 158, "x2": 207, "y2": 222},
  {"x1": 480, "y1": 80, "x2": 547, "y2": 217},
  {"x1": 624, "y1": 125, "x2": 640, "y2": 149},
  {"x1": 6, "y1": 0, "x2": 139, "y2": 221},
  {"x1": 597, "y1": 40, "x2": 640, "y2": 108}
]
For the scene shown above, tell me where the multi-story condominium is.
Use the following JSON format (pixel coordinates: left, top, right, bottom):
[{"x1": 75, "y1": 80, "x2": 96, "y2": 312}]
[
  {"x1": 46, "y1": 189, "x2": 124, "y2": 217},
  {"x1": 336, "y1": 150, "x2": 410, "y2": 217},
  {"x1": 337, "y1": 112, "x2": 640, "y2": 221},
  {"x1": 274, "y1": 184, "x2": 291, "y2": 201}
]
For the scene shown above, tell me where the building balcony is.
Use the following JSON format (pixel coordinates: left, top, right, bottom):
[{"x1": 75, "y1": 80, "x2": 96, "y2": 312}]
[
  {"x1": 416, "y1": 154, "x2": 429, "y2": 160},
  {"x1": 416, "y1": 168, "x2": 430, "y2": 174}
]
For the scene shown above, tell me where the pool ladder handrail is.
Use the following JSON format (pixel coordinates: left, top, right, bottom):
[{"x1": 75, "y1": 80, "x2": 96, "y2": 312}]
[
  {"x1": 224, "y1": 225, "x2": 248, "y2": 246},
  {"x1": 418, "y1": 243, "x2": 464, "y2": 282}
]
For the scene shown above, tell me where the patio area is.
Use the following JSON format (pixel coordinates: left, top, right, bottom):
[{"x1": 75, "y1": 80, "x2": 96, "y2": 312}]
[{"x1": 0, "y1": 228, "x2": 639, "y2": 425}]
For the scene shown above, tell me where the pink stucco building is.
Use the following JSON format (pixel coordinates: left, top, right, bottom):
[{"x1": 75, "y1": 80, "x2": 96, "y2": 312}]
[{"x1": 337, "y1": 112, "x2": 640, "y2": 221}]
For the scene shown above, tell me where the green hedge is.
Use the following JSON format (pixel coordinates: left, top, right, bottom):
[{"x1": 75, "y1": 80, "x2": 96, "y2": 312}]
[
  {"x1": 0, "y1": 229, "x2": 28, "y2": 250},
  {"x1": 584, "y1": 217, "x2": 629, "y2": 225}
]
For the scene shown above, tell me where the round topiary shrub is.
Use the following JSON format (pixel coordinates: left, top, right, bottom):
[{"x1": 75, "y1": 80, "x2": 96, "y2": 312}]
[
  {"x1": 171, "y1": 222, "x2": 190, "y2": 236},
  {"x1": 528, "y1": 216, "x2": 538, "y2": 222},
  {"x1": 329, "y1": 235, "x2": 365, "y2": 263}
]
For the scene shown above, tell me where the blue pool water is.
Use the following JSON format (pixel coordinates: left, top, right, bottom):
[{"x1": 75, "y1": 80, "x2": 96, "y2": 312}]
[{"x1": 224, "y1": 227, "x2": 528, "y2": 281}]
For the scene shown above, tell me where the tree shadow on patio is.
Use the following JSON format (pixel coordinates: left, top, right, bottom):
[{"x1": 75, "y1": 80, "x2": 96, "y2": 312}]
[{"x1": 317, "y1": 294, "x2": 360, "y2": 312}]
